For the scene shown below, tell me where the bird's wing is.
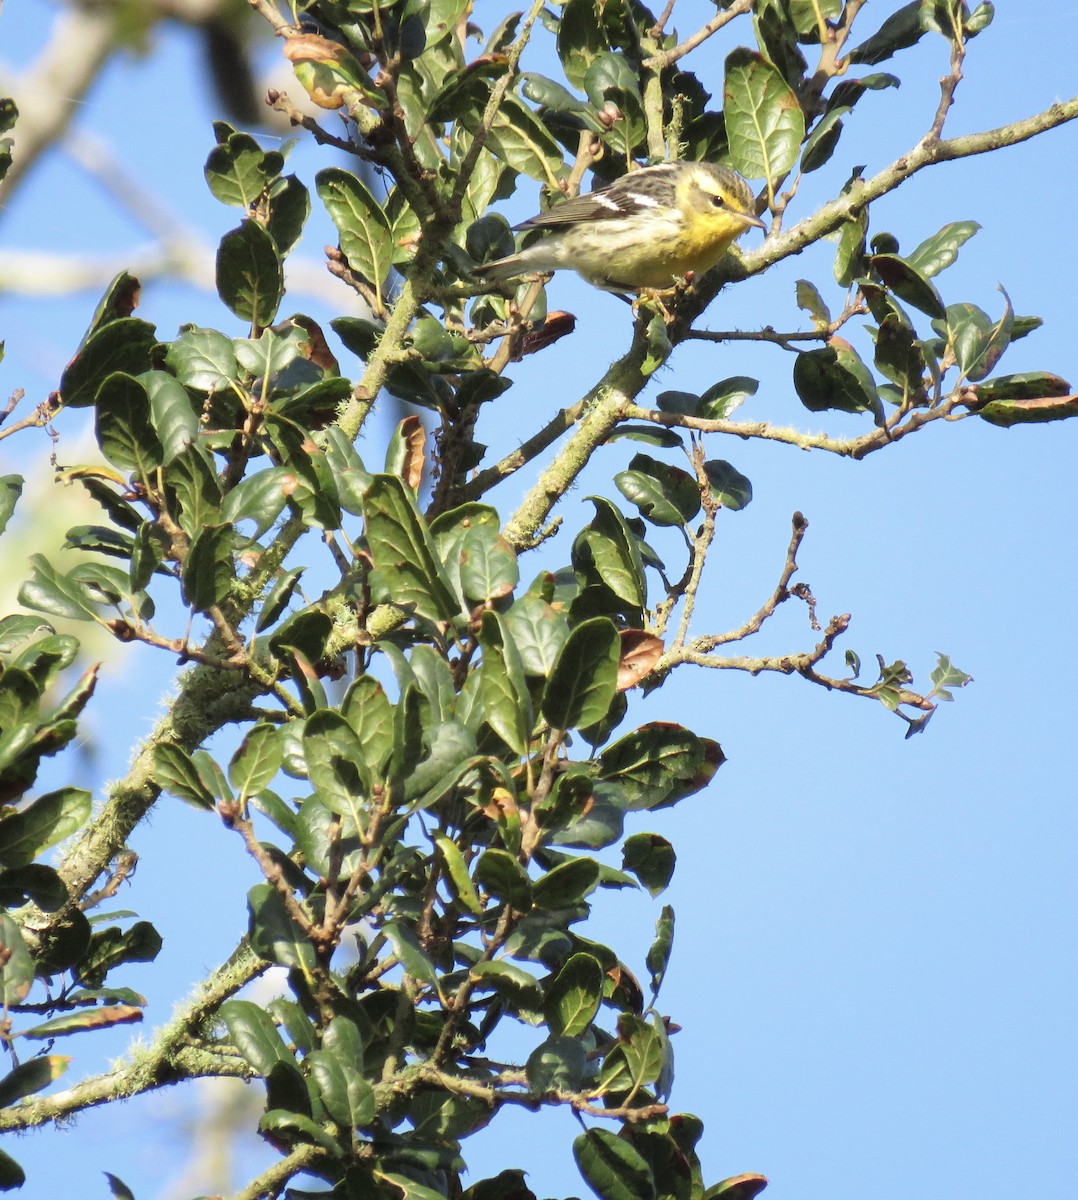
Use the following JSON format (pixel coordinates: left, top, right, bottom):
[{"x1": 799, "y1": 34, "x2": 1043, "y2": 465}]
[{"x1": 514, "y1": 165, "x2": 679, "y2": 231}]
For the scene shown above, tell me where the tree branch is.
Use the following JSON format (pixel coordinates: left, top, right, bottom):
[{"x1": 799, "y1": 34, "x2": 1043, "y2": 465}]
[{"x1": 0, "y1": 940, "x2": 266, "y2": 1133}]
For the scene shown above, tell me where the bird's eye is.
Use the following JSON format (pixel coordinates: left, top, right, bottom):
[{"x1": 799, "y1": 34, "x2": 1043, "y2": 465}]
[{"x1": 710, "y1": 193, "x2": 726, "y2": 208}]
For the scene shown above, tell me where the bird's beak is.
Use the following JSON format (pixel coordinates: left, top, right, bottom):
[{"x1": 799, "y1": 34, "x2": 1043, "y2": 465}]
[{"x1": 742, "y1": 212, "x2": 768, "y2": 231}]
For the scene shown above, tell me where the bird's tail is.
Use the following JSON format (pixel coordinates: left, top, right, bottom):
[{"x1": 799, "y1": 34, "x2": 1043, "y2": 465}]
[{"x1": 472, "y1": 255, "x2": 525, "y2": 282}]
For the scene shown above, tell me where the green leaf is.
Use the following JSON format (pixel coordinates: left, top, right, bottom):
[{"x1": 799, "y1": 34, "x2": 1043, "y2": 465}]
[
  {"x1": 234, "y1": 325, "x2": 305, "y2": 378},
  {"x1": 783, "y1": 0, "x2": 842, "y2": 41},
  {"x1": 874, "y1": 314, "x2": 926, "y2": 397},
  {"x1": 541, "y1": 617, "x2": 621, "y2": 731},
  {"x1": 574, "y1": 1127, "x2": 656, "y2": 1200},
  {"x1": 430, "y1": 502, "x2": 501, "y2": 608},
  {"x1": 408, "y1": 1089, "x2": 492, "y2": 1141},
  {"x1": 0, "y1": 863, "x2": 68, "y2": 911},
  {"x1": 182, "y1": 523, "x2": 234, "y2": 611},
  {"x1": 166, "y1": 444, "x2": 223, "y2": 537},
  {"x1": 459, "y1": 524, "x2": 519, "y2": 606},
  {"x1": 140, "y1": 369, "x2": 198, "y2": 463},
  {"x1": 905, "y1": 220, "x2": 980, "y2": 277},
  {"x1": 323, "y1": 1014, "x2": 365, "y2": 1068},
  {"x1": 479, "y1": 612, "x2": 532, "y2": 757},
  {"x1": 533, "y1": 856, "x2": 601, "y2": 909},
  {"x1": 646, "y1": 904, "x2": 675, "y2": 995},
  {"x1": 259, "y1": 1107, "x2": 343, "y2": 1155},
  {"x1": 464, "y1": 96, "x2": 566, "y2": 188},
  {"x1": 222, "y1": 466, "x2": 293, "y2": 539},
  {"x1": 316, "y1": 167, "x2": 393, "y2": 304},
  {"x1": 103, "y1": 1172, "x2": 136, "y2": 1200},
  {"x1": 216, "y1": 220, "x2": 284, "y2": 327},
  {"x1": 504, "y1": 593, "x2": 569, "y2": 677},
  {"x1": 0, "y1": 1146, "x2": 25, "y2": 1190},
  {"x1": 221, "y1": 998, "x2": 293, "y2": 1076},
  {"x1": 402, "y1": 719, "x2": 479, "y2": 808},
  {"x1": 622, "y1": 833, "x2": 675, "y2": 897},
  {"x1": 0, "y1": 617, "x2": 54, "y2": 659},
  {"x1": 165, "y1": 326, "x2": 238, "y2": 393},
  {"x1": 0, "y1": 914, "x2": 33, "y2": 1006},
  {"x1": 9, "y1": 632, "x2": 79, "y2": 688},
  {"x1": 0, "y1": 1056, "x2": 70, "y2": 1108},
  {"x1": 526, "y1": 1034, "x2": 588, "y2": 1094},
  {"x1": 247, "y1": 883, "x2": 317, "y2": 977},
  {"x1": 303, "y1": 709, "x2": 370, "y2": 820},
  {"x1": 600, "y1": 723, "x2": 723, "y2": 811},
  {"x1": 615, "y1": 455, "x2": 700, "y2": 527},
  {"x1": 266, "y1": 174, "x2": 311, "y2": 256},
  {"x1": 16, "y1": 556, "x2": 96, "y2": 622},
  {"x1": 793, "y1": 342, "x2": 880, "y2": 416},
  {"x1": 20, "y1": 1006, "x2": 144, "y2": 1039},
  {"x1": 705, "y1": 1175, "x2": 769, "y2": 1200},
  {"x1": 800, "y1": 105, "x2": 848, "y2": 173},
  {"x1": 606, "y1": 424, "x2": 684, "y2": 449},
  {"x1": 228, "y1": 724, "x2": 282, "y2": 800},
  {"x1": 94, "y1": 372, "x2": 165, "y2": 478},
  {"x1": 870, "y1": 253, "x2": 946, "y2": 319},
  {"x1": 938, "y1": 297, "x2": 1013, "y2": 381},
  {"x1": 833, "y1": 209, "x2": 868, "y2": 287},
  {"x1": 363, "y1": 474, "x2": 459, "y2": 623},
  {"x1": 847, "y1": 1, "x2": 926, "y2": 64},
  {"x1": 723, "y1": 48, "x2": 805, "y2": 185},
  {"x1": 383, "y1": 919, "x2": 439, "y2": 988},
  {"x1": 601, "y1": 1014, "x2": 664, "y2": 1093},
  {"x1": 377, "y1": 1173, "x2": 450, "y2": 1200},
  {"x1": 796, "y1": 278, "x2": 833, "y2": 329},
  {"x1": 153, "y1": 742, "x2": 216, "y2": 810},
  {"x1": 59, "y1": 318, "x2": 158, "y2": 409},
  {"x1": 700, "y1": 375, "x2": 759, "y2": 420},
  {"x1": 435, "y1": 834, "x2": 484, "y2": 915},
  {"x1": 341, "y1": 676, "x2": 394, "y2": 778},
  {"x1": 976, "y1": 393, "x2": 1078, "y2": 427},
  {"x1": 306, "y1": 1047, "x2": 376, "y2": 1127},
  {"x1": 76, "y1": 920, "x2": 161, "y2": 987},
  {"x1": 930, "y1": 652, "x2": 973, "y2": 700},
  {"x1": 474, "y1": 848, "x2": 532, "y2": 911},
  {"x1": 576, "y1": 497, "x2": 646, "y2": 609},
  {"x1": 703, "y1": 460, "x2": 753, "y2": 510},
  {"x1": 0, "y1": 474, "x2": 22, "y2": 535},
  {"x1": 545, "y1": 952, "x2": 603, "y2": 1037},
  {"x1": 469, "y1": 959, "x2": 541, "y2": 998},
  {"x1": 204, "y1": 130, "x2": 284, "y2": 208},
  {"x1": 0, "y1": 788, "x2": 92, "y2": 868},
  {"x1": 967, "y1": 371, "x2": 1070, "y2": 404}
]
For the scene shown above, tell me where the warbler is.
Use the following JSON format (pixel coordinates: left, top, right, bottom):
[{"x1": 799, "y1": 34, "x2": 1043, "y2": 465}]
[{"x1": 473, "y1": 161, "x2": 766, "y2": 292}]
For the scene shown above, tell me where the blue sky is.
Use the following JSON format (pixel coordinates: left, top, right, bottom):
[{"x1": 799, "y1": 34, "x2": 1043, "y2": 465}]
[{"x1": 1, "y1": 3, "x2": 1076, "y2": 1199}]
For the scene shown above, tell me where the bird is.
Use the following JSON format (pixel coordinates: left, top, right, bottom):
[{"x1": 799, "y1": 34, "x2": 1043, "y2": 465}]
[{"x1": 472, "y1": 161, "x2": 766, "y2": 293}]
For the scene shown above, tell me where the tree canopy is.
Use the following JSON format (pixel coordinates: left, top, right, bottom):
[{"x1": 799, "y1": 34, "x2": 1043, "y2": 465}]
[{"x1": 0, "y1": 3, "x2": 1075, "y2": 1199}]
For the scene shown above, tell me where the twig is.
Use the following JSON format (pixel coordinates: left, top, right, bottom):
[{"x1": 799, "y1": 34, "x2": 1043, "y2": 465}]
[
  {"x1": 670, "y1": 437, "x2": 719, "y2": 653},
  {"x1": 642, "y1": 0, "x2": 753, "y2": 70},
  {"x1": 0, "y1": 393, "x2": 58, "y2": 442},
  {"x1": 924, "y1": 10, "x2": 967, "y2": 143},
  {"x1": 691, "y1": 512, "x2": 810, "y2": 652},
  {"x1": 459, "y1": 398, "x2": 589, "y2": 503},
  {"x1": 664, "y1": 612, "x2": 936, "y2": 716},
  {"x1": 623, "y1": 392, "x2": 966, "y2": 459},
  {"x1": 245, "y1": 0, "x2": 296, "y2": 36},
  {"x1": 234, "y1": 1144, "x2": 332, "y2": 1200},
  {"x1": 267, "y1": 88, "x2": 369, "y2": 156}
]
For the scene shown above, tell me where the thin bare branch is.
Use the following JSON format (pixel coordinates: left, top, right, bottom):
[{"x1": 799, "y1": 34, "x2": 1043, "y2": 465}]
[{"x1": 643, "y1": 0, "x2": 753, "y2": 70}]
